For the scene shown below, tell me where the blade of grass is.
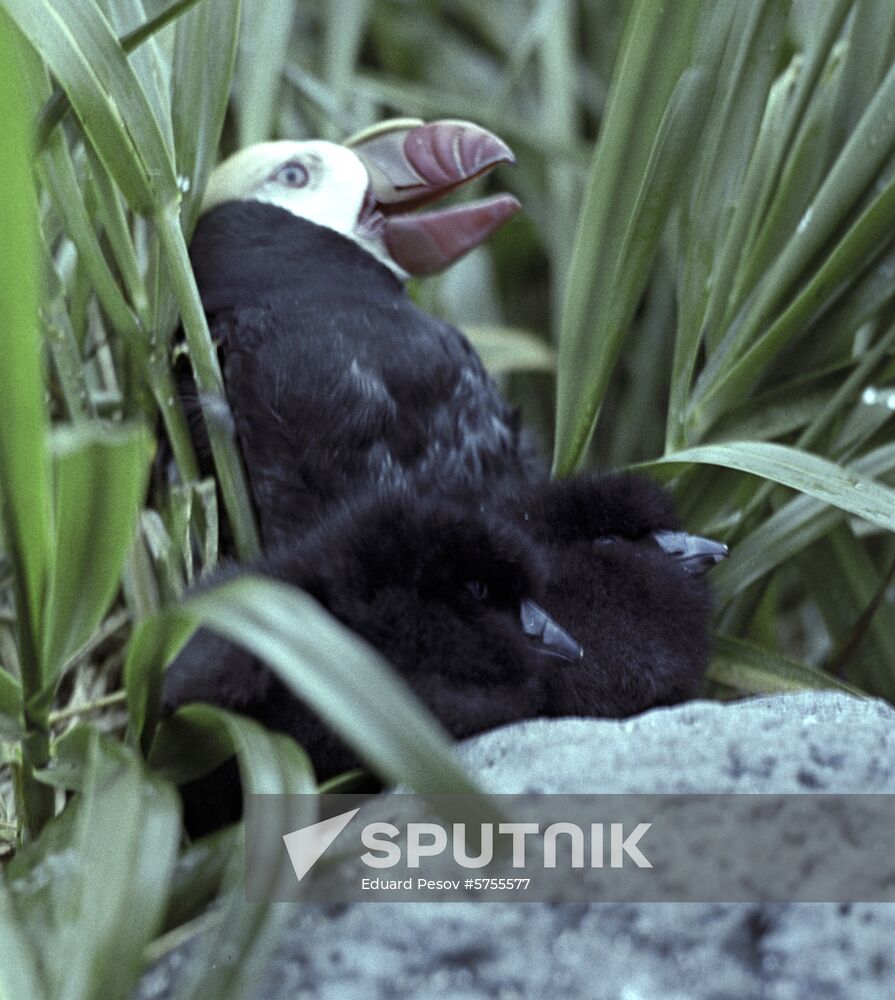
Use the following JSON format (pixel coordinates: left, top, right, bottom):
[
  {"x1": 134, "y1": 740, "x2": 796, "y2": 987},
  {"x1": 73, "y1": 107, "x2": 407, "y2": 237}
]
[
  {"x1": 798, "y1": 526, "x2": 895, "y2": 694},
  {"x1": 48, "y1": 734, "x2": 180, "y2": 1000},
  {"x1": 170, "y1": 0, "x2": 240, "y2": 234},
  {"x1": 234, "y1": 2, "x2": 294, "y2": 145},
  {"x1": 824, "y1": 552, "x2": 895, "y2": 680},
  {"x1": 688, "y1": 173, "x2": 895, "y2": 436},
  {"x1": 128, "y1": 575, "x2": 484, "y2": 794},
  {"x1": 0, "y1": 12, "x2": 55, "y2": 838},
  {"x1": 0, "y1": 670, "x2": 23, "y2": 740},
  {"x1": 2, "y1": 0, "x2": 179, "y2": 213},
  {"x1": 37, "y1": 134, "x2": 143, "y2": 340},
  {"x1": 149, "y1": 706, "x2": 315, "y2": 995},
  {"x1": 709, "y1": 633, "x2": 865, "y2": 695},
  {"x1": 0, "y1": 875, "x2": 45, "y2": 1000},
  {"x1": 35, "y1": 0, "x2": 206, "y2": 147},
  {"x1": 718, "y1": 0, "x2": 853, "y2": 324},
  {"x1": 42, "y1": 425, "x2": 152, "y2": 677},
  {"x1": 644, "y1": 440, "x2": 895, "y2": 533},
  {"x1": 552, "y1": 0, "x2": 709, "y2": 473},
  {"x1": 153, "y1": 205, "x2": 261, "y2": 558},
  {"x1": 320, "y1": 0, "x2": 370, "y2": 140},
  {"x1": 689, "y1": 58, "x2": 895, "y2": 433},
  {"x1": 670, "y1": 0, "x2": 787, "y2": 445},
  {"x1": 709, "y1": 442, "x2": 895, "y2": 606}
]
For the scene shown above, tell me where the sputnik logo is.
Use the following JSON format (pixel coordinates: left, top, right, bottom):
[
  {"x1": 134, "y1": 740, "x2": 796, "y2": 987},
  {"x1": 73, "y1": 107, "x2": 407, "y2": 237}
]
[{"x1": 282, "y1": 807, "x2": 360, "y2": 884}]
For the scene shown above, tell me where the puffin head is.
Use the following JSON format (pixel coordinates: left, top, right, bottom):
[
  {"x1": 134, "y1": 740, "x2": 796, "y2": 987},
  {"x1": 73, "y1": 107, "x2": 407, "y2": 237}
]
[{"x1": 200, "y1": 119, "x2": 520, "y2": 279}]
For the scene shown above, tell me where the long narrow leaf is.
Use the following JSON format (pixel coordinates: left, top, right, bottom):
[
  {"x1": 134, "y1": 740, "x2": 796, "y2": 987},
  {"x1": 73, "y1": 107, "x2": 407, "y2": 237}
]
[
  {"x1": 42, "y1": 424, "x2": 151, "y2": 679},
  {"x1": 2, "y1": 0, "x2": 178, "y2": 212},
  {"x1": 0, "y1": 14, "x2": 52, "y2": 691},
  {"x1": 643, "y1": 440, "x2": 895, "y2": 533},
  {"x1": 709, "y1": 633, "x2": 865, "y2": 695},
  {"x1": 710, "y1": 443, "x2": 895, "y2": 605},
  {"x1": 171, "y1": 0, "x2": 241, "y2": 234},
  {"x1": 129, "y1": 576, "x2": 483, "y2": 794},
  {"x1": 553, "y1": 0, "x2": 707, "y2": 473},
  {"x1": 0, "y1": 876, "x2": 45, "y2": 1000}
]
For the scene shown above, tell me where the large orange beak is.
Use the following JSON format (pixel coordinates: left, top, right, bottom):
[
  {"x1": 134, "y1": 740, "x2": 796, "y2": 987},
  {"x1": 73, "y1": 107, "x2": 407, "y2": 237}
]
[{"x1": 347, "y1": 119, "x2": 521, "y2": 275}]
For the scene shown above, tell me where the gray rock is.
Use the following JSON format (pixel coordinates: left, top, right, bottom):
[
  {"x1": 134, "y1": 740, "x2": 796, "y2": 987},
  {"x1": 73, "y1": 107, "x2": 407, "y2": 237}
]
[
  {"x1": 136, "y1": 692, "x2": 895, "y2": 999},
  {"x1": 459, "y1": 691, "x2": 895, "y2": 794}
]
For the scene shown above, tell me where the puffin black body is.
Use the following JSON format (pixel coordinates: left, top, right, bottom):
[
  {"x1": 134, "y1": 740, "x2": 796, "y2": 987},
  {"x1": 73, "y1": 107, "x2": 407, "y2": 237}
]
[
  {"x1": 168, "y1": 123, "x2": 728, "y2": 839},
  {"x1": 179, "y1": 121, "x2": 534, "y2": 549},
  {"x1": 163, "y1": 488, "x2": 581, "y2": 832},
  {"x1": 186, "y1": 202, "x2": 537, "y2": 546},
  {"x1": 501, "y1": 472, "x2": 728, "y2": 718}
]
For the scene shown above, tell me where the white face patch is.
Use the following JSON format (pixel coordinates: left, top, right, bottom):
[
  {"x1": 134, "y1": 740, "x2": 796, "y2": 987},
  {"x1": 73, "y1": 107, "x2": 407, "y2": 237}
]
[{"x1": 201, "y1": 140, "x2": 405, "y2": 278}]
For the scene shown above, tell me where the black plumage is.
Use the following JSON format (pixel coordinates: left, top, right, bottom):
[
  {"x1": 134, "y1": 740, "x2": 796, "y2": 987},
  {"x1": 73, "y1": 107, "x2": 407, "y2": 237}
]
[
  {"x1": 163, "y1": 488, "x2": 577, "y2": 828},
  {"x1": 184, "y1": 202, "x2": 538, "y2": 547},
  {"x1": 501, "y1": 472, "x2": 726, "y2": 718}
]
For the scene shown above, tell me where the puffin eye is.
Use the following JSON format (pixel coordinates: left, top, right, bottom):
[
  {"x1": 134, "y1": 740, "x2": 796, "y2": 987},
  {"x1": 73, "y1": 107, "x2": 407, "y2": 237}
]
[
  {"x1": 465, "y1": 580, "x2": 489, "y2": 601},
  {"x1": 273, "y1": 161, "x2": 309, "y2": 188},
  {"x1": 594, "y1": 534, "x2": 621, "y2": 546}
]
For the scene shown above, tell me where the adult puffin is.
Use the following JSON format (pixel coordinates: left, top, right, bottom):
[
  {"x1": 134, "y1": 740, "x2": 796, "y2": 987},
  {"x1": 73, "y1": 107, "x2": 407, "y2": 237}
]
[{"x1": 184, "y1": 119, "x2": 535, "y2": 546}]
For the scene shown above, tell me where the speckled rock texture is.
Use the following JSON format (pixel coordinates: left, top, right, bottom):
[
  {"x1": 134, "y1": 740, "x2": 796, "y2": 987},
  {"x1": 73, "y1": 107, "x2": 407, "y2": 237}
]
[{"x1": 134, "y1": 692, "x2": 895, "y2": 1000}]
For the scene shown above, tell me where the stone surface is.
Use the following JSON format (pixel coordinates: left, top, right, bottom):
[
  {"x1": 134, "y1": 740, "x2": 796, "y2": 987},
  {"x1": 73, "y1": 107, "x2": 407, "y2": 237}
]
[{"x1": 135, "y1": 692, "x2": 895, "y2": 999}]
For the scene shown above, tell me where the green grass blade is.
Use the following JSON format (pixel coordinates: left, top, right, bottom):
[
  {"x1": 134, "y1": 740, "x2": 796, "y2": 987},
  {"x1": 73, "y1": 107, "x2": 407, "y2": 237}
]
[
  {"x1": 724, "y1": 0, "x2": 853, "y2": 304},
  {"x1": 37, "y1": 133, "x2": 142, "y2": 339},
  {"x1": 0, "y1": 11, "x2": 55, "y2": 837},
  {"x1": 0, "y1": 671, "x2": 23, "y2": 740},
  {"x1": 130, "y1": 575, "x2": 482, "y2": 794},
  {"x1": 124, "y1": 610, "x2": 196, "y2": 755},
  {"x1": 47, "y1": 736, "x2": 180, "y2": 1000},
  {"x1": 689, "y1": 57, "x2": 895, "y2": 431},
  {"x1": 643, "y1": 440, "x2": 895, "y2": 533},
  {"x1": 151, "y1": 703, "x2": 316, "y2": 794},
  {"x1": 709, "y1": 633, "x2": 865, "y2": 695},
  {"x1": 171, "y1": 0, "x2": 241, "y2": 234},
  {"x1": 320, "y1": 0, "x2": 371, "y2": 140},
  {"x1": 0, "y1": 14, "x2": 53, "y2": 677},
  {"x1": 736, "y1": 45, "x2": 846, "y2": 298},
  {"x1": 35, "y1": 0, "x2": 207, "y2": 146},
  {"x1": 552, "y1": 0, "x2": 707, "y2": 473},
  {"x1": 710, "y1": 443, "x2": 895, "y2": 606},
  {"x1": 0, "y1": 875, "x2": 45, "y2": 1000},
  {"x1": 832, "y1": 0, "x2": 895, "y2": 144},
  {"x1": 153, "y1": 205, "x2": 261, "y2": 559},
  {"x1": 2, "y1": 0, "x2": 178, "y2": 213},
  {"x1": 670, "y1": 1, "x2": 786, "y2": 443},
  {"x1": 149, "y1": 706, "x2": 315, "y2": 995},
  {"x1": 234, "y1": 2, "x2": 294, "y2": 144},
  {"x1": 797, "y1": 526, "x2": 895, "y2": 694},
  {"x1": 688, "y1": 172, "x2": 895, "y2": 435},
  {"x1": 102, "y1": 0, "x2": 175, "y2": 152},
  {"x1": 190, "y1": 577, "x2": 484, "y2": 792},
  {"x1": 822, "y1": 526, "x2": 895, "y2": 684},
  {"x1": 42, "y1": 424, "x2": 152, "y2": 678}
]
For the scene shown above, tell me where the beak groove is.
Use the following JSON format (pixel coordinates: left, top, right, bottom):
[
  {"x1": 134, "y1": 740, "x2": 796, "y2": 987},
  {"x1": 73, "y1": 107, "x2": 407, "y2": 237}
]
[
  {"x1": 520, "y1": 599, "x2": 583, "y2": 663},
  {"x1": 651, "y1": 531, "x2": 729, "y2": 576},
  {"x1": 349, "y1": 119, "x2": 520, "y2": 274}
]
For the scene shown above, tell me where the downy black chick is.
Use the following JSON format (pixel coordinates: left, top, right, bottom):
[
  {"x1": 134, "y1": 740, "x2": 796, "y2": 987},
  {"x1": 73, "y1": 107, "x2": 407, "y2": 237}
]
[
  {"x1": 182, "y1": 121, "x2": 538, "y2": 547},
  {"x1": 162, "y1": 488, "x2": 581, "y2": 831},
  {"x1": 502, "y1": 472, "x2": 728, "y2": 718}
]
